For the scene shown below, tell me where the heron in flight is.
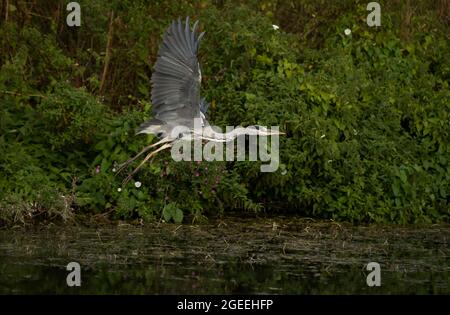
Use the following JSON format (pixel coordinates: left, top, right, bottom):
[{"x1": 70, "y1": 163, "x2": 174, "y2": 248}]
[{"x1": 117, "y1": 17, "x2": 283, "y2": 185}]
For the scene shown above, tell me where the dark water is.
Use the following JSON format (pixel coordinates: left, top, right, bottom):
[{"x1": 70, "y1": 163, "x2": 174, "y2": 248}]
[{"x1": 0, "y1": 217, "x2": 449, "y2": 294}]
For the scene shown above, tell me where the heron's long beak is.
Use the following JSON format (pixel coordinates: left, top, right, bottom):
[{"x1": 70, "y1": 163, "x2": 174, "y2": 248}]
[{"x1": 269, "y1": 130, "x2": 285, "y2": 135}]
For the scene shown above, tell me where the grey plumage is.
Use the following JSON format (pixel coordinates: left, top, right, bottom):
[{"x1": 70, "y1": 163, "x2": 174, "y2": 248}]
[
  {"x1": 200, "y1": 98, "x2": 210, "y2": 116},
  {"x1": 118, "y1": 17, "x2": 283, "y2": 185},
  {"x1": 137, "y1": 17, "x2": 206, "y2": 136}
]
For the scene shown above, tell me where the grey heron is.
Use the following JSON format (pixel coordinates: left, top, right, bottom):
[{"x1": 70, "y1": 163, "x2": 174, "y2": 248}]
[{"x1": 118, "y1": 17, "x2": 283, "y2": 185}]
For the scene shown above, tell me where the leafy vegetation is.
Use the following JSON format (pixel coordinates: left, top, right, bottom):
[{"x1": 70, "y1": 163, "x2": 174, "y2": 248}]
[{"x1": 0, "y1": 0, "x2": 448, "y2": 225}]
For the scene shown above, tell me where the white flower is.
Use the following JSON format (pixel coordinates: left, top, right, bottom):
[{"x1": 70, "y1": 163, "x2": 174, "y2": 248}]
[
  {"x1": 117, "y1": 188, "x2": 122, "y2": 192},
  {"x1": 344, "y1": 28, "x2": 352, "y2": 36},
  {"x1": 112, "y1": 167, "x2": 116, "y2": 172},
  {"x1": 272, "y1": 24, "x2": 280, "y2": 30},
  {"x1": 320, "y1": 134, "x2": 326, "y2": 139},
  {"x1": 135, "y1": 181, "x2": 142, "y2": 188},
  {"x1": 353, "y1": 129, "x2": 358, "y2": 135},
  {"x1": 327, "y1": 160, "x2": 333, "y2": 163}
]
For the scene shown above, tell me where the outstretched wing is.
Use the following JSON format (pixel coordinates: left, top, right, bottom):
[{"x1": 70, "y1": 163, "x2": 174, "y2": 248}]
[{"x1": 138, "y1": 17, "x2": 205, "y2": 134}]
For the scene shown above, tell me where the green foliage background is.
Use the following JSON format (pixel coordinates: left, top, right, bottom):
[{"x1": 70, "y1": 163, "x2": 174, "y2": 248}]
[{"x1": 0, "y1": 0, "x2": 448, "y2": 225}]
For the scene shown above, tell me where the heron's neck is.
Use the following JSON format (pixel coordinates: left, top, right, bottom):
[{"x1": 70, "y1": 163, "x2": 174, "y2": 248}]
[{"x1": 197, "y1": 126, "x2": 265, "y2": 142}]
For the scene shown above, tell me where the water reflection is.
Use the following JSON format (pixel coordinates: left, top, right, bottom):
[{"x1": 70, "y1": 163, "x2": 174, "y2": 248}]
[{"x1": 0, "y1": 217, "x2": 449, "y2": 294}]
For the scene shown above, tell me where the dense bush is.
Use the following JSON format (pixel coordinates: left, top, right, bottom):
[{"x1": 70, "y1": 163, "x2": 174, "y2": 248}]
[{"x1": 0, "y1": 0, "x2": 448, "y2": 225}]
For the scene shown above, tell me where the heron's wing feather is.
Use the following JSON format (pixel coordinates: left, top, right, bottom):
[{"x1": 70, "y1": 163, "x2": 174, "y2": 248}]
[
  {"x1": 200, "y1": 98, "x2": 210, "y2": 115},
  {"x1": 140, "y1": 17, "x2": 204, "y2": 134}
]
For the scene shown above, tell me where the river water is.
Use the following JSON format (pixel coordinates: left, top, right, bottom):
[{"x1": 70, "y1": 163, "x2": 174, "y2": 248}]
[{"x1": 0, "y1": 217, "x2": 449, "y2": 294}]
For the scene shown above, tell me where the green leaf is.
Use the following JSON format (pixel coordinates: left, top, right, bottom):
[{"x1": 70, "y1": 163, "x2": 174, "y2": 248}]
[
  {"x1": 162, "y1": 206, "x2": 172, "y2": 222},
  {"x1": 173, "y1": 208, "x2": 184, "y2": 224},
  {"x1": 162, "y1": 203, "x2": 183, "y2": 223},
  {"x1": 399, "y1": 169, "x2": 407, "y2": 183},
  {"x1": 392, "y1": 182, "x2": 400, "y2": 197}
]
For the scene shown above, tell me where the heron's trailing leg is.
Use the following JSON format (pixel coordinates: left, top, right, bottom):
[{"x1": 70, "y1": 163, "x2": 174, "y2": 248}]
[
  {"x1": 115, "y1": 137, "x2": 172, "y2": 175},
  {"x1": 122, "y1": 143, "x2": 172, "y2": 186}
]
